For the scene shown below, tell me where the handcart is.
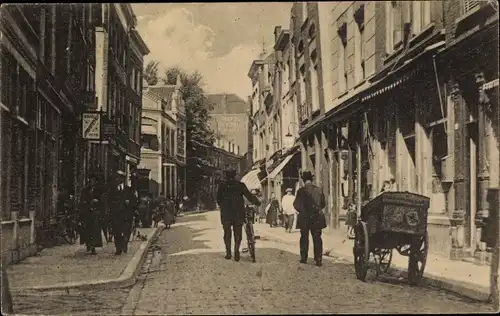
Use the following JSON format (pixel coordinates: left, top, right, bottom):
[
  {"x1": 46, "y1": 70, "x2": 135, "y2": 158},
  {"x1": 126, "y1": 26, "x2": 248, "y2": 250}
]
[{"x1": 353, "y1": 191, "x2": 430, "y2": 285}]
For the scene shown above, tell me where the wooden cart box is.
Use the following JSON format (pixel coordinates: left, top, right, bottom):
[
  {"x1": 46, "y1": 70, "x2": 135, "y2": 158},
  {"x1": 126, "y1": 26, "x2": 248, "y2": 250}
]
[{"x1": 361, "y1": 192, "x2": 430, "y2": 236}]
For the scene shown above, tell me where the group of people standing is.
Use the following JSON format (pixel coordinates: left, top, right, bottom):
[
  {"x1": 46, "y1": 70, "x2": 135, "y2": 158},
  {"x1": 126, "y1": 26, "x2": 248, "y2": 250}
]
[
  {"x1": 78, "y1": 171, "x2": 139, "y2": 255},
  {"x1": 62, "y1": 171, "x2": 181, "y2": 256},
  {"x1": 217, "y1": 169, "x2": 327, "y2": 267}
]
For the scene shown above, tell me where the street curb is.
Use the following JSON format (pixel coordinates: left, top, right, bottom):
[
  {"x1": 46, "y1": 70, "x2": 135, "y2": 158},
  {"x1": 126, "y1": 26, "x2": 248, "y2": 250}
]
[
  {"x1": 259, "y1": 228, "x2": 491, "y2": 303},
  {"x1": 11, "y1": 227, "x2": 163, "y2": 293}
]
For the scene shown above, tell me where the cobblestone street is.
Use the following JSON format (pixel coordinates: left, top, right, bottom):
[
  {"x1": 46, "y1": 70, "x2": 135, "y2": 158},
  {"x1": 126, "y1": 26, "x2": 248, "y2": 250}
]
[{"x1": 10, "y1": 212, "x2": 495, "y2": 314}]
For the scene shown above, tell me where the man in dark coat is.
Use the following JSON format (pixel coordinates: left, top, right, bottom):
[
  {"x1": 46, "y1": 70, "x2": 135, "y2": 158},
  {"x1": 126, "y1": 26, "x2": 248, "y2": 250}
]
[
  {"x1": 79, "y1": 175, "x2": 104, "y2": 254},
  {"x1": 293, "y1": 171, "x2": 327, "y2": 266},
  {"x1": 110, "y1": 172, "x2": 138, "y2": 255},
  {"x1": 216, "y1": 169, "x2": 261, "y2": 261}
]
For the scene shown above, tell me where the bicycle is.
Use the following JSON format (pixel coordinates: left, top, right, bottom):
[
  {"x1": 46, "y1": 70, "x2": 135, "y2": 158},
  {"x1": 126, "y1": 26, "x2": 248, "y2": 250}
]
[
  {"x1": 56, "y1": 212, "x2": 79, "y2": 245},
  {"x1": 244, "y1": 205, "x2": 257, "y2": 263}
]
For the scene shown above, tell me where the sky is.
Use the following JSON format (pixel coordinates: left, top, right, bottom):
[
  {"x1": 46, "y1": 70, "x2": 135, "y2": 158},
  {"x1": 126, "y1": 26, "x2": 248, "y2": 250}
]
[{"x1": 132, "y1": 3, "x2": 292, "y2": 100}]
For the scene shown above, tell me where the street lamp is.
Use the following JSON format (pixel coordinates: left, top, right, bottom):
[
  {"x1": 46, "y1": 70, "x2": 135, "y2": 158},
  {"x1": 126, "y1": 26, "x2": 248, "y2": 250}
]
[{"x1": 285, "y1": 121, "x2": 300, "y2": 138}]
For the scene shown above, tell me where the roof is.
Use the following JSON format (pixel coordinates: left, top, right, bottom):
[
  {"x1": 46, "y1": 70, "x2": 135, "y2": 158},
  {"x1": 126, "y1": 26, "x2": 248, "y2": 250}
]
[
  {"x1": 148, "y1": 85, "x2": 176, "y2": 103},
  {"x1": 207, "y1": 93, "x2": 249, "y2": 114}
]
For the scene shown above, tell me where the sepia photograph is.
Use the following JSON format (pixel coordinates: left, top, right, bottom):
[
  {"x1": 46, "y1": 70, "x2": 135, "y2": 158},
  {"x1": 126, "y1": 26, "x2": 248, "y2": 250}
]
[{"x1": 0, "y1": 1, "x2": 499, "y2": 314}]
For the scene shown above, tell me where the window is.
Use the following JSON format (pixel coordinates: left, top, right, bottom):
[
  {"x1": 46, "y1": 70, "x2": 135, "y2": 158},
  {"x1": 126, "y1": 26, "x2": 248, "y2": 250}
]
[
  {"x1": 354, "y1": 11, "x2": 365, "y2": 83},
  {"x1": 299, "y1": 64, "x2": 306, "y2": 104},
  {"x1": 338, "y1": 35, "x2": 347, "y2": 93},
  {"x1": 310, "y1": 50, "x2": 319, "y2": 113},
  {"x1": 412, "y1": 1, "x2": 431, "y2": 35},
  {"x1": 463, "y1": 0, "x2": 480, "y2": 14},
  {"x1": 385, "y1": 1, "x2": 400, "y2": 53}
]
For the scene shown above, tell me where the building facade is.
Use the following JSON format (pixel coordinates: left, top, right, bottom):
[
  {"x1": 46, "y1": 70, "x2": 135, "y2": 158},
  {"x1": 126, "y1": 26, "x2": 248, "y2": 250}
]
[
  {"x1": 255, "y1": 1, "x2": 498, "y2": 260},
  {"x1": 1, "y1": 4, "x2": 96, "y2": 264},
  {"x1": 91, "y1": 4, "x2": 148, "y2": 187},
  {"x1": 140, "y1": 79, "x2": 179, "y2": 199},
  {"x1": 141, "y1": 78, "x2": 186, "y2": 200},
  {"x1": 208, "y1": 93, "x2": 251, "y2": 156},
  {"x1": 193, "y1": 136, "x2": 245, "y2": 209}
]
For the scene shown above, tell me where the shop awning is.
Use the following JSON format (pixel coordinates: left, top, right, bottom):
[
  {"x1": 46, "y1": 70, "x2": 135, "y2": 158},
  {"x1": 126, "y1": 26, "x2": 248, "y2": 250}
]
[
  {"x1": 141, "y1": 125, "x2": 157, "y2": 135},
  {"x1": 267, "y1": 153, "x2": 296, "y2": 180},
  {"x1": 240, "y1": 168, "x2": 262, "y2": 191},
  {"x1": 484, "y1": 78, "x2": 499, "y2": 91}
]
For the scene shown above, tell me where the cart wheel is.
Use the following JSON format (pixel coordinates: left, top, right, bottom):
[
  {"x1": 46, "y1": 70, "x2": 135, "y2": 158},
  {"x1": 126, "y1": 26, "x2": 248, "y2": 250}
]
[
  {"x1": 374, "y1": 249, "x2": 393, "y2": 276},
  {"x1": 408, "y1": 231, "x2": 428, "y2": 285},
  {"x1": 353, "y1": 221, "x2": 369, "y2": 282}
]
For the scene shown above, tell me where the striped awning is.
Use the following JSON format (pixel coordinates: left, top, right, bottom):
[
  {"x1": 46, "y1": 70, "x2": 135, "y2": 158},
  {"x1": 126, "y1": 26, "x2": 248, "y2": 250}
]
[
  {"x1": 240, "y1": 168, "x2": 262, "y2": 191},
  {"x1": 267, "y1": 153, "x2": 296, "y2": 180},
  {"x1": 483, "y1": 79, "x2": 499, "y2": 91}
]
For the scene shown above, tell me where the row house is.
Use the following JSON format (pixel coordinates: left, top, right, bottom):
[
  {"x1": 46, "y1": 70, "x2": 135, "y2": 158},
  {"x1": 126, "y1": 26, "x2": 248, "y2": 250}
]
[
  {"x1": 246, "y1": 50, "x2": 276, "y2": 199},
  {"x1": 140, "y1": 76, "x2": 187, "y2": 200},
  {"x1": 91, "y1": 4, "x2": 149, "y2": 187},
  {"x1": 278, "y1": 1, "x2": 497, "y2": 261},
  {"x1": 1, "y1": 4, "x2": 96, "y2": 264}
]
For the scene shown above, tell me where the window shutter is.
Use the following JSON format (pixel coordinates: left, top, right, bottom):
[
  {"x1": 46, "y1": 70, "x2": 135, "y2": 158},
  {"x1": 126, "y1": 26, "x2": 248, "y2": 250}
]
[{"x1": 463, "y1": 0, "x2": 480, "y2": 13}]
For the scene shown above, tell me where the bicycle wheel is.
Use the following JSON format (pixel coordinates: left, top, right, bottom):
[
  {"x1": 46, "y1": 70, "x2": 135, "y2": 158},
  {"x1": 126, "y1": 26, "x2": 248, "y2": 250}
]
[
  {"x1": 246, "y1": 223, "x2": 256, "y2": 263},
  {"x1": 60, "y1": 218, "x2": 77, "y2": 245}
]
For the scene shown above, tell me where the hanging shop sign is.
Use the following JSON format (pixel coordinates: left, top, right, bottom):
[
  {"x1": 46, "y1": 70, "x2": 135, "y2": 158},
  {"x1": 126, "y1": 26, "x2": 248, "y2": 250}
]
[{"x1": 82, "y1": 112, "x2": 101, "y2": 140}]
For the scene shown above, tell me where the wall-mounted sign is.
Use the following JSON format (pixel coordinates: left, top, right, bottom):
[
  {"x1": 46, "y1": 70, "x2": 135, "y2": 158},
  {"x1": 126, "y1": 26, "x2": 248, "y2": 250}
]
[{"x1": 82, "y1": 112, "x2": 101, "y2": 140}]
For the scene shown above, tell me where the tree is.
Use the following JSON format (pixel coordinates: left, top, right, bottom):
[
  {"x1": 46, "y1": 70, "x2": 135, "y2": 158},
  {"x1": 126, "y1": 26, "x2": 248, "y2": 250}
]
[
  {"x1": 144, "y1": 61, "x2": 160, "y2": 85},
  {"x1": 161, "y1": 67, "x2": 216, "y2": 201}
]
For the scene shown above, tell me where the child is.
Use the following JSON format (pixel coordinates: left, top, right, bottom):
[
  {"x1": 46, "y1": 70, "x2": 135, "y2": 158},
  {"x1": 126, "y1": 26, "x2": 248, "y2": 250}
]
[{"x1": 345, "y1": 203, "x2": 357, "y2": 239}]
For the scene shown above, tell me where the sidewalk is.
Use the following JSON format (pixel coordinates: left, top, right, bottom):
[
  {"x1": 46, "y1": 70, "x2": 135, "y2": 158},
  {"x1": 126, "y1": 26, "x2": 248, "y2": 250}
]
[
  {"x1": 255, "y1": 223, "x2": 491, "y2": 302},
  {"x1": 7, "y1": 227, "x2": 161, "y2": 293}
]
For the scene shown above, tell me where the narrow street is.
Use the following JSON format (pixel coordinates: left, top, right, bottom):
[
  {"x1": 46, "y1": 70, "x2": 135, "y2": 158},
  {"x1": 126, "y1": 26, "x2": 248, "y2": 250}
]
[{"x1": 15, "y1": 212, "x2": 492, "y2": 315}]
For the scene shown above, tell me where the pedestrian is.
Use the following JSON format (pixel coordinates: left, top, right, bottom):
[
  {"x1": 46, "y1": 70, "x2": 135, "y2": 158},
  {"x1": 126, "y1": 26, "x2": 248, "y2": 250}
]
[
  {"x1": 216, "y1": 169, "x2": 261, "y2": 261},
  {"x1": 110, "y1": 172, "x2": 137, "y2": 255},
  {"x1": 293, "y1": 171, "x2": 327, "y2": 266},
  {"x1": 266, "y1": 192, "x2": 280, "y2": 228},
  {"x1": 256, "y1": 190, "x2": 266, "y2": 223},
  {"x1": 281, "y1": 188, "x2": 297, "y2": 233},
  {"x1": 163, "y1": 196, "x2": 176, "y2": 229},
  {"x1": 78, "y1": 174, "x2": 104, "y2": 255}
]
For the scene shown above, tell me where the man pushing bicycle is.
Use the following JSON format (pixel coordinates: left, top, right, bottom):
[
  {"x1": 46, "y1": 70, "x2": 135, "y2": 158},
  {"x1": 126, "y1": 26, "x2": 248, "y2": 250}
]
[{"x1": 216, "y1": 169, "x2": 261, "y2": 262}]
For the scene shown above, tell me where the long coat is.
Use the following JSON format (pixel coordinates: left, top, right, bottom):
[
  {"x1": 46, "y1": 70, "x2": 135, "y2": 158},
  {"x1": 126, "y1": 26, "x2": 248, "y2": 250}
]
[
  {"x1": 109, "y1": 185, "x2": 138, "y2": 232},
  {"x1": 79, "y1": 185, "x2": 104, "y2": 248},
  {"x1": 266, "y1": 199, "x2": 280, "y2": 225},
  {"x1": 216, "y1": 179, "x2": 261, "y2": 226},
  {"x1": 293, "y1": 183, "x2": 327, "y2": 230}
]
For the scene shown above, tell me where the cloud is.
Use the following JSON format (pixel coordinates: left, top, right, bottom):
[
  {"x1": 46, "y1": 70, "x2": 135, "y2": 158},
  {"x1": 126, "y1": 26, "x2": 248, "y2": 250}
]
[{"x1": 137, "y1": 8, "x2": 262, "y2": 100}]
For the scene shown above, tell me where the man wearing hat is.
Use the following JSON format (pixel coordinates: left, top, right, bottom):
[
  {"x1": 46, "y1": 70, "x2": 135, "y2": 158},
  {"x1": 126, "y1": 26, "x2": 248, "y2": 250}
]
[
  {"x1": 216, "y1": 169, "x2": 261, "y2": 261},
  {"x1": 293, "y1": 170, "x2": 327, "y2": 266},
  {"x1": 110, "y1": 170, "x2": 138, "y2": 255},
  {"x1": 78, "y1": 173, "x2": 104, "y2": 254},
  {"x1": 281, "y1": 188, "x2": 297, "y2": 233}
]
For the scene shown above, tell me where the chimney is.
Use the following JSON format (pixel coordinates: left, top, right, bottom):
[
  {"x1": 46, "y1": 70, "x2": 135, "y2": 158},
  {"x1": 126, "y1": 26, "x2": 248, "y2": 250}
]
[{"x1": 274, "y1": 26, "x2": 282, "y2": 43}]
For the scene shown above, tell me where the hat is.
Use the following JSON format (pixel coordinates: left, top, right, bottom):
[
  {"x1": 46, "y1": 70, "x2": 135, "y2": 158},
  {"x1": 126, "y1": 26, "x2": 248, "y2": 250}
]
[
  {"x1": 286, "y1": 188, "x2": 293, "y2": 193},
  {"x1": 301, "y1": 171, "x2": 313, "y2": 181}
]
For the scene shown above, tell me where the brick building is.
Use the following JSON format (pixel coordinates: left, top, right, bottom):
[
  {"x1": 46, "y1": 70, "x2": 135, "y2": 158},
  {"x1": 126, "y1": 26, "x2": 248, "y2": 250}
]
[
  {"x1": 256, "y1": 1, "x2": 498, "y2": 260},
  {"x1": 90, "y1": 4, "x2": 149, "y2": 186},
  {"x1": 1, "y1": 4, "x2": 96, "y2": 264},
  {"x1": 208, "y1": 93, "x2": 251, "y2": 157}
]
